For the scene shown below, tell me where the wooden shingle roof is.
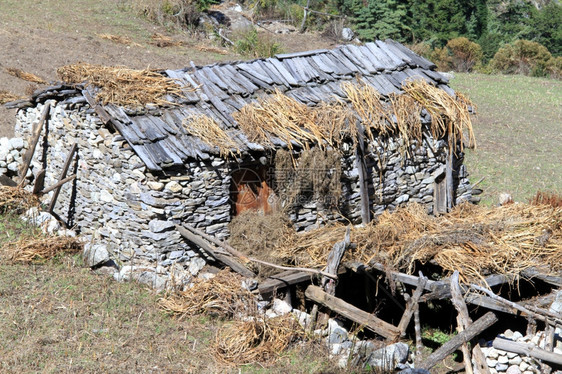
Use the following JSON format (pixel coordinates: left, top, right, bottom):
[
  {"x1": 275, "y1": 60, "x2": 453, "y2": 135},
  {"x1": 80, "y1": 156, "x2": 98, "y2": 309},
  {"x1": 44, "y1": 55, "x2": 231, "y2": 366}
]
[{"x1": 14, "y1": 40, "x2": 452, "y2": 172}]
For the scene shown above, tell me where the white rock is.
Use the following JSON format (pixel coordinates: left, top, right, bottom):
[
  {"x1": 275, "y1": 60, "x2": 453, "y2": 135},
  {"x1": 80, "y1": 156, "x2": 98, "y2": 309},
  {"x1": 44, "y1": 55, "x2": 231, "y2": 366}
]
[
  {"x1": 341, "y1": 27, "x2": 354, "y2": 41},
  {"x1": 188, "y1": 257, "x2": 206, "y2": 275},
  {"x1": 83, "y1": 243, "x2": 110, "y2": 267},
  {"x1": 165, "y1": 181, "x2": 183, "y2": 193},
  {"x1": 519, "y1": 362, "x2": 530, "y2": 371},
  {"x1": 272, "y1": 298, "x2": 292, "y2": 315},
  {"x1": 487, "y1": 358, "x2": 499, "y2": 367},
  {"x1": 0, "y1": 137, "x2": 13, "y2": 152},
  {"x1": 488, "y1": 347, "x2": 500, "y2": 359},
  {"x1": 498, "y1": 355, "x2": 509, "y2": 364},
  {"x1": 147, "y1": 181, "x2": 164, "y2": 191},
  {"x1": 9, "y1": 137, "x2": 24, "y2": 150},
  {"x1": 331, "y1": 343, "x2": 342, "y2": 355},
  {"x1": 512, "y1": 331, "x2": 524, "y2": 341},
  {"x1": 367, "y1": 342, "x2": 409, "y2": 370},
  {"x1": 509, "y1": 356, "x2": 522, "y2": 365}
]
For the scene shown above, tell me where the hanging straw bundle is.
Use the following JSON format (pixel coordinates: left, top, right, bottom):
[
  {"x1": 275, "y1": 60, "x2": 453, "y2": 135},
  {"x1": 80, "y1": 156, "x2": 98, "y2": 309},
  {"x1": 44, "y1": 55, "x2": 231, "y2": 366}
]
[
  {"x1": 233, "y1": 90, "x2": 353, "y2": 150},
  {"x1": 159, "y1": 270, "x2": 256, "y2": 318},
  {"x1": 57, "y1": 62, "x2": 185, "y2": 107},
  {"x1": 214, "y1": 314, "x2": 304, "y2": 366},
  {"x1": 183, "y1": 114, "x2": 241, "y2": 158},
  {"x1": 0, "y1": 90, "x2": 25, "y2": 104}
]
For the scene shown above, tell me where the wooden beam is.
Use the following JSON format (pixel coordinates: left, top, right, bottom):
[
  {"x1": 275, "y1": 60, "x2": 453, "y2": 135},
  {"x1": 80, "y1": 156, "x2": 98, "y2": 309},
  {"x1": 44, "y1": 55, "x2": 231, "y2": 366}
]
[
  {"x1": 176, "y1": 225, "x2": 255, "y2": 278},
  {"x1": 321, "y1": 226, "x2": 350, "y2": 295},
  {"x1": 419, "y1": 312, "x2": 498, "y2": 370},
  {"x1": 48, "y1": 143, "x2": 77, "y2": 213},
  {"x1": 18, "y1": 103, "x2": 50, "y2": 185},
  {"x1": 305, "y1": 285, "x2": 400, "y2": 340},
  {"x1": 397, "y1": 273, "x2": 427, "y2": 337},
  {"x1": 258, "y1": 270, "x2": 314, "y2": 296},
  {"x1": 445, "y1": 148, "x2": 454, "y2": 211},
  {"x1": 493, "y1": 338, "x2": 562, "y2": 367},
  {"x1": 41, "y1": 174, "x2": 76, "y2": 195},
  {"x1": 32, "y1": 169, "x2": 46, "y2": 195}
]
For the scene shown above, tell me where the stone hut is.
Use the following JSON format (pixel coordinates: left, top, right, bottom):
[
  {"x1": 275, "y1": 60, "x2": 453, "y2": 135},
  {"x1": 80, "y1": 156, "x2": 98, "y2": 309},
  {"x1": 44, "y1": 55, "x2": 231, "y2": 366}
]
[{"x1": 10, "y1": 40, "x2": 474, "y2": 286}]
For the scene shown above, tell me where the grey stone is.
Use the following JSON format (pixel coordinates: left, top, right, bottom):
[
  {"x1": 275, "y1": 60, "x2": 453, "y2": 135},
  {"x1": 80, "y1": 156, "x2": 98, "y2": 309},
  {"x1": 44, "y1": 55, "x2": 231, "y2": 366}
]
[
  {"x1": 496, "y1": 363, "x2": 509, "y2": 372},
  {"x1": 83, "y1": 243, "x2": 110, "y2": 267},
  {"x1": 188, "y1": 257, "x2": 206, "y2": 275},
  {"x1": 549, "y1": 290, "x2": 562, "y2": 314},
  {"x1": 272, "y1": 298, "x2": 292, "y2": 315},
  {"x1": 168, "y1": 250, "x2": 185, "y2": 260},
  {"x1": 328, "y1": 327, "x2": 348, "y2": 344},
  {"x1": 367, "y1": 342, "x2": 409, "y2": 370},
  {"x1": 148, "y1": 219, "x2": 175, "y2": 233},
  {"x1": 341, "y1": 27, "x2": 354, "y2": 41}
]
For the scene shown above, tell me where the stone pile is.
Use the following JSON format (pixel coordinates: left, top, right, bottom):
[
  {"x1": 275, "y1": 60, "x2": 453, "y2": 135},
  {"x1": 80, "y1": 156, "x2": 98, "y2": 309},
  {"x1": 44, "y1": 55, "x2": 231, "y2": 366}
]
[
  {"x1": 481, "y1": 328, "x2": 562, "y2": 374},
  {"x1": 0, "y1": 136, "x2": 27, "y2": 180}
]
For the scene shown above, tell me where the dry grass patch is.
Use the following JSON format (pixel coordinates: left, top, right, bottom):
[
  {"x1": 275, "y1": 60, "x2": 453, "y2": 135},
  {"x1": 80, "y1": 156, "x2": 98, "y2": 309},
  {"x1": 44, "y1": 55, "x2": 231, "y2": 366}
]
[
  {"x1": 530, "y1": 191, "x2": 562, "y2": 208},
  {"x1": 1, "y1": 235, "x2": 82, "y2": 263},
  {"x1": 214, "y1": 314, "x2": 305, "y2": 366},
  {"x1": 57, "y1": 62, "x2": 186, "y2": 107},
  {"x1": 0, "y1": 186, "x2": 38, "y2": 214},
  {"x1": 196, "y1": 44, "x2": 229, "y2": 55},
  {"x1": 97, "y1": 33, "x2": 142, "y2": 47},
  {"x1": 4, "y1": 67, "x2": 46, "y2": 84},
  {"x1": 150, "y1": 32, "x2": 184, "y2": 47},
  {"x1": 159, "y1": 270, "x2": 256, "y2": 318}
]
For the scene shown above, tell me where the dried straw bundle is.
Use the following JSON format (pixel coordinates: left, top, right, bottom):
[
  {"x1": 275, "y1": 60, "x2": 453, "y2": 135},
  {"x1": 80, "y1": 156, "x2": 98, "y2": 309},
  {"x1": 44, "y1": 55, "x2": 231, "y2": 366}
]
[
  {"x1": 150, "y1": 33, "x2": 184, "y2": 47},
  {"x1": 1, "y1": 235, "x2": 82, "y2": 263},
  {"x1": 97, "y1": 33, "x2": 142, "y2": 47},
  {"x1": 57, "y1": 63, "x2": 184, "y2": 107},
  {"x1": 233, "y1": 90, "x2": 353, "y2": 150},
  {"x1": 182, "y1": 115, "x2": 241, "y2": 158},
  {"x1": 342, "y1": 79, "x2": 476, "y2": 153},
  {"x1": 0, "y1": 186, "x2": 39, "y2": 214},
  {"x1": 214, "y1": 314, "x2": 304, "y2": 366},
  {"x1": 5, "y1": 67, "x2": 46, "y2": 84},
  {"x1": 0, "y1": 90, "x2": 25, "y2": 104},
  {"x1": 196, "y1": 45, "x2": 229, "y2": 55},
  {"x1": 275, "y1": 203, "x2": 562, "y2": 283},
  {"x1": 403, "y1": 80, "x2": 476, "y2": 151},
  {"x1": 159, "y1": 270, "x2": 256, "y2": 318},
  {"x1": 530, "y1": 191, "x2": 562, "y2": 208}
]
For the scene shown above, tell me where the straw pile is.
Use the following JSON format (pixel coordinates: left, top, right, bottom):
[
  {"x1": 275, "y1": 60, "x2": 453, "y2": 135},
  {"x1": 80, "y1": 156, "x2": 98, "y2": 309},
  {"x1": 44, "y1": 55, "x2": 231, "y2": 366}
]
[
  {"x1": 57, "y1": 63, "x2": 185, "y2": 107},
  {"x1": 159, "y1": 270, "x2": 256, "y2": 318},
  {"x1": 233, "y1": 90, "x2": 353, "y2": 150},
  {"x1": 0, "y1": 90, "x2": 25, "y2": 104},
  {"x1": 274, "y1": 202, "x2": 562, "y2": 284},
  {"x1": 196, "y1": 44, "x2": 229, "y2": 55},
  {"x1": 5, "y1": 67, "x2": 46, "y2": 84},
  {"x1": 1, "y1": 235, "x2": 82, "y2": 263},
  {"x1": 214, "y1": 314, "x2": 305, "y2": 366},
  {"x1": 97, "y1": 33, "x2": 142, "y2": 47},
  {"x1": 0, "y1": 186, "x2": 39, "y2": 214},
  {"x1": 182, "y1": 114, "x2": 241, "y2": 157},
  {"x1": 150, "y1": 33, "x2": 184, "y2": 47}
]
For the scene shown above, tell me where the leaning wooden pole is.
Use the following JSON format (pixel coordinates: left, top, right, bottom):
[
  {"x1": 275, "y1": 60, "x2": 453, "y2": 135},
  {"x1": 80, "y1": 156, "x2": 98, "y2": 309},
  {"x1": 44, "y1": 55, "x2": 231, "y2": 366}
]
[{"x1": 18, "y1": 103, "x2": 51, "y2": 186}]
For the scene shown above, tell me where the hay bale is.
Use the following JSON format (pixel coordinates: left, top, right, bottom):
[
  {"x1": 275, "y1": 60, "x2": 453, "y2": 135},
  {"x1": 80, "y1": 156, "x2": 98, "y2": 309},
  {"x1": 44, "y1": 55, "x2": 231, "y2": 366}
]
[
  {"x1": 4, "y1": 67, "x2": 46, "y2": 84},
  {"x1": 0, "y1": 186, "x2": 39, "y2": 214},
  {"x1": 56, "y1": 62, "x2": 185, "y2": 107},
  {"x1": 1, "y1": 235, "x2": 82, "y2": 263},
  {"x1": 159, "y1": 270, "x2": 256, "y2": 318},
  {"x1": 214, "y1": 314, "x2": 304, "y2": 366}
]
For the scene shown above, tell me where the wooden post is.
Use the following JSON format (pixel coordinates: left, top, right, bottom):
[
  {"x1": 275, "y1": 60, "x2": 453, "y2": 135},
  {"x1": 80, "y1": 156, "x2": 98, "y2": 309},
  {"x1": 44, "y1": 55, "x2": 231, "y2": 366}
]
[
  {"x1": 450, "y1": 271, "x2": 490, "y2": 374},
  {"x1": 445, "y1": 148, "x2": 454, "y2": 211},
  {"x1": 355, "y1": 125, "x2": 371, "y2": 224},
  {"x1": 419, "y1": 312, "x2": 498, "y2": 371},
  {"x1": 414, "y1": 303, "x2": 423, "y2": 367},
  {"x1": 493, "y1": 338, "x2": 562, "y2": 366},
  {"x1": 48, "y1": 143, "x2": 77, "y2": 213},
  {"x1": 18, "y1": 103, "x2": 50, "y2": 185},
  {"x1": 299, "y1": 0, "x2": 310, "y2": 33},
  {"x1": 321, "y1": 227, "x2": 351, "y2": 295}
]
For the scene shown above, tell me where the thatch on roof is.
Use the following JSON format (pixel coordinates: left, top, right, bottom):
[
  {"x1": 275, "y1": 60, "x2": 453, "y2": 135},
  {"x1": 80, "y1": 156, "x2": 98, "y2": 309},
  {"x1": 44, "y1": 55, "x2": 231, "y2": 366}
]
[
  {"x1": 182, "y1": 114, "x2": 242, "y2": 158},
  {"x1": 56, "y1": 63, "x2": 185, "y2": 107}
]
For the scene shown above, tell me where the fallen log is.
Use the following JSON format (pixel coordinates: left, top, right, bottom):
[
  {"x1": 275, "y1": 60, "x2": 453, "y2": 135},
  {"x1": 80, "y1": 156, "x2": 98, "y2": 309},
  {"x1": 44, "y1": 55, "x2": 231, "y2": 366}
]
[
  {"x1": 176, "y1": 225, "x2": 255, "y2": 278},
  {"x1": 305, "y1": 285, "x2": 400, "y2": 340},
  {"x1": 493, "y1": 338, "x2": 562, "y2": 367},
  {"x1": 418, "y1": 312, "x2": 498, "y2": 371}
]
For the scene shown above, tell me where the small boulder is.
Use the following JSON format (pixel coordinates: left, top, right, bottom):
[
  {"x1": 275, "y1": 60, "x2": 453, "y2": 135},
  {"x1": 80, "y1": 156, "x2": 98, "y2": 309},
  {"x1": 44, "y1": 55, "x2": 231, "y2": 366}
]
[
  {"x1": 83, "y1": 243, "x2": 110, "y2": 268},
  {"x1": 341, "y1": 28, "x2": 354, "y2": 41},
  {"x1": 366, "y1": 342, "x2": 409, "y2": 370}
]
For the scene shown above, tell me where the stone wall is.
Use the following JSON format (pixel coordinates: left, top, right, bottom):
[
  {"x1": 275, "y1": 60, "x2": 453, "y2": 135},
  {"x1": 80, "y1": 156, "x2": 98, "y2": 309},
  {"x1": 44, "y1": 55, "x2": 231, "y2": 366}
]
[
  {"x1": 16, "y1": 100, "x2": 232, "y2": 288},
  {"x1": 0, "y1": 136, "x2": 27, "y2": 180},
  {"x1": 290, "y1": 133, "x2": 473, "y2": 230}
]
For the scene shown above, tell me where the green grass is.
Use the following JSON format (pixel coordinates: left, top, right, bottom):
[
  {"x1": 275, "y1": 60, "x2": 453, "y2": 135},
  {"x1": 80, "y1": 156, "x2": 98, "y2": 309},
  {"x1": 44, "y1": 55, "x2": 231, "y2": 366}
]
[{"x1": 450, "y1": 73, "x2": 562, "y2": 205}]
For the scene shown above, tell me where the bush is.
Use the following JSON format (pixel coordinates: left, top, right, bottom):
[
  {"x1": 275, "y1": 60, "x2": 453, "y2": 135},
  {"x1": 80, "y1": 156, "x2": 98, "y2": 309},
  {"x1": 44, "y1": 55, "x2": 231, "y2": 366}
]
[
  {"x1": 490, "y1": 40, "x2": 553, "y2": 77},
  {"x1": 234, "y1": 28, "x2": 283, "y2": 58},
  {"x1": 546, "y1": 56, "x2": 562, "y2": 80},
  {"x1": 446, "y1": 37, "x2": 483, "y2": 72},
  {"x1": 127, "y1": 0, "x2": 216, "y2": 28}
]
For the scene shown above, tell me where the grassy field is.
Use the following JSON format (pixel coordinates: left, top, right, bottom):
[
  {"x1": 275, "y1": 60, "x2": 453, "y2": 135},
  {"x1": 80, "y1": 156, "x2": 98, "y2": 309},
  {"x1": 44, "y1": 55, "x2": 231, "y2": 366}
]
[{"x1": 450, "y1": 73, "x2": 562, "y2": 205}]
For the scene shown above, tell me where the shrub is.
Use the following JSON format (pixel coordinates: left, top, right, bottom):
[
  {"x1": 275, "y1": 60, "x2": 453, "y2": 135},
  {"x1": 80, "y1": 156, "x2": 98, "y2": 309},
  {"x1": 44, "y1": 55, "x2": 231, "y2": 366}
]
[
  {"x1": 446, "y1": 37, "x2": 483, "y2": 72},
  {"x1": 546, "y1": 56, "x2": 562, "y2": 80},
  {"x1": 234, "y1": 28, "x2": 283, "y2": 58},
  {"x1": 127, "y1": 0, "x2": 215, "y2": 28},
  {"x1": 490, "y1": 40, "x2": 553, "y2": 77}
]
